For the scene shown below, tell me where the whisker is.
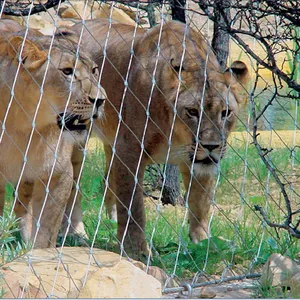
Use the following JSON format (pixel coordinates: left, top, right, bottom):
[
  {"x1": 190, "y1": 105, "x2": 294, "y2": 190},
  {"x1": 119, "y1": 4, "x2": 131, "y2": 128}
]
[
  {"x1": 169, "y1": 148, "x2": 190, "y2": 159},
  {"x1": 57, "y1": 112, "x2": 76, "y2": 122}
]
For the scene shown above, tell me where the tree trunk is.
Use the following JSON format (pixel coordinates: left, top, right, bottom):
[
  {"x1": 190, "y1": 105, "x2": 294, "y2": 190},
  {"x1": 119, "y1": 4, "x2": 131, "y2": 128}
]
[
  {"x1": 160, "y1": 0, "x2": 186, "y2": 206},
  {"x1": 161, "y1": 164, "x2": 182, "y2": 205},
  {"x1": 170, "y1": 0, "x2": 186, "y2": 23},
  {"x1": 147, "y1": 3, "x2": 157, "y2": 27},
  {"x1": 211, "y1": 0, "x2": 231, "y2": 70}
]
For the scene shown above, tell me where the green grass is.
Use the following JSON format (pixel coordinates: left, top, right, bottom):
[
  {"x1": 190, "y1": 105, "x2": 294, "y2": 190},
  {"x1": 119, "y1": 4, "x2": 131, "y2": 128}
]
[
  {"x1": 1, "y1": 140, "x2": 299, "y2": 297},
  {"x1": 0, "y1": 214, "x2": 28, "y2": 264},
  {"x1": 0, "y1": 203, "x2": 28, "y2": 298},
  {"x1": 72, "y1": 142, "x2": 300, "y2": 279},
  {"x1": 221, "y1": 142, "x2": 300, "y2": 185},
  {"x1": 80, "y1": 145, "x2": 106, "y2": 211},
  {"x1": 253, "y1": 282, "x2": 298, "y2": 299}
]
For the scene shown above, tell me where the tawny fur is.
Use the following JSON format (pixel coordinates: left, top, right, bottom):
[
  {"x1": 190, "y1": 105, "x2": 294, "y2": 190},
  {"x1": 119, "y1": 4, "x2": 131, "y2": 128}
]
[
  {"x1": 0, "y1": 20, "x2": 106, "y2": 248},
  {"x1": 65, "y1": 19, "x2": 248, "y2": 257}
]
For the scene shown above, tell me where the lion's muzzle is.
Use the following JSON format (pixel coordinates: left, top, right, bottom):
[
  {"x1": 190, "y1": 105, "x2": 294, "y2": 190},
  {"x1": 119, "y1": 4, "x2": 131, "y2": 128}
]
[
  {"x1": 194, "y1": 156, "x2": 219, "y2": 165},
  {"x1": 57, "y1": 113, "x2": 89, "y2": 131},
  {"x1": 190, "y1": 143, "x2": 224, "y2": 165},
  {"x1": 57, "y1": 95, "x2": 106, "y2": 130}
]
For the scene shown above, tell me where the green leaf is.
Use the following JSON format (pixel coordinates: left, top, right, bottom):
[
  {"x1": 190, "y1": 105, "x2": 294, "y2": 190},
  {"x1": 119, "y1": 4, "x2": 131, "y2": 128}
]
[
  {"x1": 249, "y1": 196, "x2": 265, "y2": 205},
  {"x1": 158, "y1": 242, "x2": 179, "y2": 253},
  {"x1": 266, "y1": 237, "x2": 278, "y2": 250}
]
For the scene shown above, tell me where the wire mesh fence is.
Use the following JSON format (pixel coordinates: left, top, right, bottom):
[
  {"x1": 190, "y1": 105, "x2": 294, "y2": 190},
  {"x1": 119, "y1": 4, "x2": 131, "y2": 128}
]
[{"x1": 0, "y1": 0, "x2": 299, "y2": 298}]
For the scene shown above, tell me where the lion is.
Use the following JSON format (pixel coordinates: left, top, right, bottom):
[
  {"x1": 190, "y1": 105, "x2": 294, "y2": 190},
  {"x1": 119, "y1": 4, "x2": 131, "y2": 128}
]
[
  {"x1": 0, "y1": 20, "x2": 107, "y2": 248},
  {"x1": 64, "y1": 19, "x2": 248, "y2": 256}
]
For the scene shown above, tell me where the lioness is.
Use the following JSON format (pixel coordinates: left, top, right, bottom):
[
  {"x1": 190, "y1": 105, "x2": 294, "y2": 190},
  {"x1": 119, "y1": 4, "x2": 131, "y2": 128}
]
[
  {"x1": 66, "y1": 19, "x2": 248, "y2": 256},
  {"x1": 0, "y1": 20, "x2": 106, "y2": 248}
]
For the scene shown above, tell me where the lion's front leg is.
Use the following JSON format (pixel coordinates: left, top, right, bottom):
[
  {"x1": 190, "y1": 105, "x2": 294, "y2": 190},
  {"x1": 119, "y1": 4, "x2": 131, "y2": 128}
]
[
  {"x1": 103, "y1": 144, "x2": 117, "y2": 222},
  {"x1": 61, "y1": 145, "x2": 87, "y2": 239},
  {"x1": 180, "y1": 164, "x2": 213, "y2": 243},
  {"x1": 14, "y1": 180, "x2": 34, "y2": 242},
  {"x1": 109, "y1": 150, "x2": 149, "y2": 258},
  {"x1": 30, "y1": 165, "x2": 73, "y2": 248}
]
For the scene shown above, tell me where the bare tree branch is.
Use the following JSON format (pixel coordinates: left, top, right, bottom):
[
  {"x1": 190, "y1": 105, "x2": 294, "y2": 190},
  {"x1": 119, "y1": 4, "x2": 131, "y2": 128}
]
[
  {"x1": 249, "y1": 67, "x2": 299, "y2": 238},
  {"x1": 254, "y1": 205, "x2": 300, "y2": 238},
  {"x1": 1, "y1": 0, "x2": 65, "y2": 16},
  {"x1": 195, "y1": 0, "x2": 300, "y2": 92}
]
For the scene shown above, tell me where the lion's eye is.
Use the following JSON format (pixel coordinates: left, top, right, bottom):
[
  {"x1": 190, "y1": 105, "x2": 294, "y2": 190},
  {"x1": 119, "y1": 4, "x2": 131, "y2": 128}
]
[
  {"x1": 187, "y1": 108, "x2": 199, "y2": 118},
  {"x1": 221, "y1": 109, "x2": 232, "y2": 119},
  {"x1": 60, "y1": 68, "x2": 74, "y2": 76}
]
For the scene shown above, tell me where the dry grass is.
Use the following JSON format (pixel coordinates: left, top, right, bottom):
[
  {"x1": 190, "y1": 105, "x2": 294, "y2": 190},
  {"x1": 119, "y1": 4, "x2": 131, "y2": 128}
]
[
  {"x1": 230, "y1": 130, "x2": 300, "y2": 148},
  {"x1": 87, "y1": 130, "x2": 300, "y2": 152}
]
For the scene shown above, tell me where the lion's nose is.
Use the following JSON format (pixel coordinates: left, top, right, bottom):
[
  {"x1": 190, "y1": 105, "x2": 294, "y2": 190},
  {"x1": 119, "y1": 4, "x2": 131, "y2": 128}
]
[
  {"x1": 88, "y1": 97, "x2": 105, "y2": 108},
  {"x1": 201, "y1": 144, "x2": 219, "y2": 152}
]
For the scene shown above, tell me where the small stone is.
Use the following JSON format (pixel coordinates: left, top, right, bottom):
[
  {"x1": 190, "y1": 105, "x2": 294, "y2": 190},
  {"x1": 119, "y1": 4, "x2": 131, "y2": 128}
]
[
  {"x1": 199, "y1": 287, "x2": 217, "y2": 298},
  {"x1": 260, "y1": 253, "x2": 300, "y2": 287},
  {"x1": 54, "y1": 265, "x2": 64, "y2": 271}
]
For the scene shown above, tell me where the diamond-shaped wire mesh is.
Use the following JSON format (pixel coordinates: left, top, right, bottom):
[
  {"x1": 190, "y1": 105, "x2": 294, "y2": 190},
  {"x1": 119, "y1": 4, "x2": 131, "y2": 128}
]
[{"x1": 0, "y1": 0, "x2": 299, "y2": 298}]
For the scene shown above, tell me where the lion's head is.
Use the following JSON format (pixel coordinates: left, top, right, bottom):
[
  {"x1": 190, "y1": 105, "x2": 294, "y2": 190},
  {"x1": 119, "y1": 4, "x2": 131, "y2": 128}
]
[
  {"x1": 133, "y1": 22, "x2": 248, "y2": 175},
  {"x1": 0, "y1": 28, "x2": 106, "y2": 140}
]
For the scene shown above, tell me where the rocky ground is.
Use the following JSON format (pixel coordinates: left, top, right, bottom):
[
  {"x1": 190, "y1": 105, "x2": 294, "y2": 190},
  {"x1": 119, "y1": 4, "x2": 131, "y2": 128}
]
[{"x1": 1, "y1": 248, "x2": 299, "y2": 298}]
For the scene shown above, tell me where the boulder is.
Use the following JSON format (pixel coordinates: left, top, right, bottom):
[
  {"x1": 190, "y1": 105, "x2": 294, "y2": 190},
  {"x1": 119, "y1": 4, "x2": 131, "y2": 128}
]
[
  {"x1": 0, "y1": 247, "x2": 163, "y2": 298},
  {"x1": 78, "y1": 260, "x2": 161, "y2": 298},
  {"x1": 0, "y1": 269, "x2": 46, "y2": 298},
  {"x1": 260, "y1": 253, "x2": 300, "y2": 288},
  {"x1": 132, "y1": 261, "x2": 178, "y2": 288}
]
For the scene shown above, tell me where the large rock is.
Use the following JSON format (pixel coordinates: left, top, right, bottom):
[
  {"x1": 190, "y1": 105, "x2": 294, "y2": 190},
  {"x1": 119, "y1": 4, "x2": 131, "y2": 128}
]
[
  {"x1": 0, "y1": 269, "x2": 46, "y2": 298},
  {"x1": 0, "y1": 247, "x2": 165, "y2": 298},
  {"x1": 132, "y1": 261, "x2": 178, "y2": 288},
  {"x1": 78, "y1": 260, "x2": 161, "y2": 298},
  {"x1": 260, "y1": 253, "x2": 300, "y2": 288}
]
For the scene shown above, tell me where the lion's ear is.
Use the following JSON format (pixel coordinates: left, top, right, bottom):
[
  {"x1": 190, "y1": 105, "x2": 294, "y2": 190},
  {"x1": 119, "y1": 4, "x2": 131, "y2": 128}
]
[
  {"x1": 170, "y1": 45, "x2": 186, "y2": 73},
  {"x1": 170, "y1": 57, "x2": 186, "y2": 73},
  {"x1": 55, "y1": 27, "x2": 80, "y2": 44},
  {"x1": 8, "y1": 36, "x2": 47, "y2": 70},
  {"x1": 225, "y1": 60, "x2": 249, "y2": 86},
  {"x1": 224, "y1": 61, "x2": 249, "y2": 104}
]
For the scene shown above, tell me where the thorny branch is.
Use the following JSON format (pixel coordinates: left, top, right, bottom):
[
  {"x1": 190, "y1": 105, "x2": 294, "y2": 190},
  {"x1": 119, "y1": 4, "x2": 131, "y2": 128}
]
[
  {"x1": 254, "y1": 205, "x2": 300, "y2": 238},
  {"x1": 1, "y1": 0, "x2": 65, "y2": 16},
  {"x1": 0, "y1": 0, "x2": 164, "y2": 17},
  {"x1": 195, "y1": 0, "x2": 300, "y2": 93},
  {"x1": 249, "y1": 68, "x2": 299, "y2": 238},
  {"x1": 193, "y1": 0, "x2": 300, "y2": 238}
]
